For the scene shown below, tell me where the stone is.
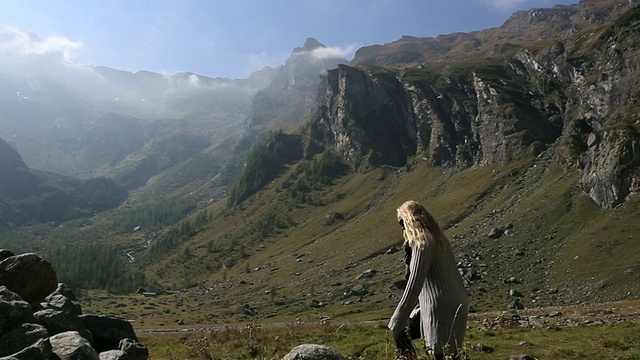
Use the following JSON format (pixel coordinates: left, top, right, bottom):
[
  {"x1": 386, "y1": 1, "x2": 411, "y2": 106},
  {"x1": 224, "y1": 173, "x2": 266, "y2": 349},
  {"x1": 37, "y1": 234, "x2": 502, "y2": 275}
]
[
  {"x1": 118, "y1": 338, "x2": 148, "y2": 360},
  {"x1": 50, "y1": 331, "x2": 98, "y2": 360},
  {"x1": 33, "y1": 308, "x2": 93, "y2": 344},
  {"x1": 282, "y1": 344, "x2": 346, "y2": 360},
  {"x1": 0, "y1": 287, "x2": 33, "y2": 336},
  {"x1": 347, "y1": 284, "x2": 368, "y2": 297},
  {"x1": 0, "y1": 253, "x2": 57, "y2": 304},
  {"x1": 509, "y1": 355, "x2": 537, "y2": 360},
  {"x1": 356, "y1": 269, "x2": 376, "y2": 280},
  {"x1": 98, "y1": 350, "x2": 123, "y2": 360},
  {"x1": 508, "y1": 298, "x2": 525, "y2": 310},
  {"x1": 80, "y1": 315, "x2": 136, "y2": 353},
  {"x1": 0, "y1": 338, "x2": 51, "y2": 360},
  {"x1": 0, "y1": 323, "x2": 49, "y2": 357},
  {"x1": 43, "y1": 292, "x2": 83, "y2": 317},
  {"x1": 488, "y1": 228, "x2": 504, "y2": 239},
  {"x1": 50, "y1": 283, "x2": 79, "y2": 302}
]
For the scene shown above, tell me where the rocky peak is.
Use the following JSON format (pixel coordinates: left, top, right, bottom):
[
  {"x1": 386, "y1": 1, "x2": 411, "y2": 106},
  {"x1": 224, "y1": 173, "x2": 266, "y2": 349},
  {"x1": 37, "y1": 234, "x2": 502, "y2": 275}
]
[
  {"x1": 245, "y1": 38, "x2": 347, "y2": 134},
  {"x1": 299, "y1": 37, "x2": 325, "y2": 52}
]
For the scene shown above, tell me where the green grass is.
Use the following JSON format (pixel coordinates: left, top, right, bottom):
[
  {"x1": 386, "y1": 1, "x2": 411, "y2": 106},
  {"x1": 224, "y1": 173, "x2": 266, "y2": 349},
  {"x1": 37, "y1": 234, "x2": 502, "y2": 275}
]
[{"x1": 136, "y1": 315, "x2": 640, "y2": 359}]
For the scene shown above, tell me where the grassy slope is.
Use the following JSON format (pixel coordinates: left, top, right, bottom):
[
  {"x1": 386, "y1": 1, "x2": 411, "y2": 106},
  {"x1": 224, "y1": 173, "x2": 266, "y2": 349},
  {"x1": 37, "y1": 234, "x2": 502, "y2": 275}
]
[{"x1": 82, "y1": 150, "x2": 640, "y2": 330}]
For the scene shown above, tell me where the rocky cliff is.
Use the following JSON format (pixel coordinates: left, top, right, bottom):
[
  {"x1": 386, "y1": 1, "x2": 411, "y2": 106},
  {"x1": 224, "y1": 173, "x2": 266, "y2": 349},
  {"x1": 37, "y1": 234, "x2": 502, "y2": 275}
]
[{"x1": 313, "y1": 2, "x2": 640, "y2": 209}]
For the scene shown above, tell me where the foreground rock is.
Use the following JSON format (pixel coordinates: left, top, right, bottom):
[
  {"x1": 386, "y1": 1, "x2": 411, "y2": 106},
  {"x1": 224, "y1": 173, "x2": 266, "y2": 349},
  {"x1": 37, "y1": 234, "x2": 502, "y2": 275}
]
[
  {"x1": 282, "y1": 344, "x2": 346, "y2": 360},
  {"x1": 0, "y1": 253, "x2": 57, "y2": 304},
  {"x1": 0, "y1": 250, "x2": 148, "y2": 359}
]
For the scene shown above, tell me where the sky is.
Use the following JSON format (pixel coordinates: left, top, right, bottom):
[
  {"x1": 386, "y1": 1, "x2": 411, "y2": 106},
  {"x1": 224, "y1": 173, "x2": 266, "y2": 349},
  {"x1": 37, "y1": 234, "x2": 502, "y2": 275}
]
[{"x1": 0, "y1": 0, "x2": 579, "y2": 80}]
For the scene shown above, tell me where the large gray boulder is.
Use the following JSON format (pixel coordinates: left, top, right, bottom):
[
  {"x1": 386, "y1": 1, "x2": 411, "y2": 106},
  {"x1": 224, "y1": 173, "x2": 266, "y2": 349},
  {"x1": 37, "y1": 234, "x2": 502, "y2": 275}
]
[
  {"x1": 42, "y1": 284, "x2": 83, "y2": 317},
  {"x1": 33, "y1": 308, "x2": 93, "y2": 344},
  {"x1": 50, "y1": 331, "x2": 99, "y2": 360},
  {"x1": 0, "y1": 253, "x2": 57, "y2": 304},
  {"x1": 282, "y1": 344, "x2": 346, "y2": 360}
]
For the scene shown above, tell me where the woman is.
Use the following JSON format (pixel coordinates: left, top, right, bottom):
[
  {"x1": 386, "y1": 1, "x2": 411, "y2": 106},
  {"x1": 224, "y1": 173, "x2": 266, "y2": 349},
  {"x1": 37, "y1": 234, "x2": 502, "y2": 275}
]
[{"x1": 389, "y1": 200, "x2": 468, "y2": 359}]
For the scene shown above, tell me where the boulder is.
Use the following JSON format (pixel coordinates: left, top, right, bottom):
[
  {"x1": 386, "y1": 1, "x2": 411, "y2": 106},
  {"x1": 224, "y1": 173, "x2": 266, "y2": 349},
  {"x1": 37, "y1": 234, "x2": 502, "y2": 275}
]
[
  {"x1": 0, "y1": 287, "x2": 33, "y2": 336},
  {"x1": 282, "y1": 344, "x2": 346, "y2": 360},
  {"x1": 0, "y1": 323, "x2": 49, "y2": 357},
  {"x1": 0, "y1": 338, "x2": 51, "y2": 360},
  {"x1": 50, "y1": 331, "x2": 98, "y2": 360},
  {"x1": 98, "y1": 339, "x2": 148, "y2": 360},
  {"x1": 33, "y1": 308, "x2": 93, "y2": 344},
  {"x1": 0, "y1": 253, "x2": 57, "y2": 304},
  {"x1": 81, "y1": 315, "x2": 137, "y2": 353}
]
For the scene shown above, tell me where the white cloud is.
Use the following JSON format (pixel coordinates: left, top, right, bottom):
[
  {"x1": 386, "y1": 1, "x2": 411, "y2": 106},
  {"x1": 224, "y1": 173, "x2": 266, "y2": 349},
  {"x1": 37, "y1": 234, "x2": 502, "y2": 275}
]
[
  {"x1": 0, "y1": 26, "x2": 82, "y2": 60},
  {"x1": 188, "y1": 74, "x2": 201, "y2": 87},
  {"x1": 309, "y1": 43, "x2": 360, "y2": 61}
]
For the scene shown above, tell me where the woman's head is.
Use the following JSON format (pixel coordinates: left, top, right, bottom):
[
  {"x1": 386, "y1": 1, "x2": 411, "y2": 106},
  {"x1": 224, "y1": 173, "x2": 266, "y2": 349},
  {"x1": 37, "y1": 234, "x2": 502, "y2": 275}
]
[{"x1": 397, "y1": 200, "x2": 448, "y2": 250}]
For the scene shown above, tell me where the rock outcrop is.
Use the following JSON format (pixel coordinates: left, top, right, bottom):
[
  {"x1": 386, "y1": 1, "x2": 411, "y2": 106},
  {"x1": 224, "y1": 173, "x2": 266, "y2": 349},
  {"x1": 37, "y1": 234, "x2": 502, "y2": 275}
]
[
  {"x1": 312, "y1": 3, "x2": 640, "y2": 208},
  {"x1": 0, "y1": 251, "x2": 148, "y2": 360}
]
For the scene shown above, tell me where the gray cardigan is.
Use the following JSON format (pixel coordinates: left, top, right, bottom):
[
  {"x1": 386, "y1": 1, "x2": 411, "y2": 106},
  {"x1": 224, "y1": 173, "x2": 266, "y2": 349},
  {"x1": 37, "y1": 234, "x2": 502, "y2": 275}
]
[{"x1": 388, "y1": 241, "x2": 468, "y2": 355}]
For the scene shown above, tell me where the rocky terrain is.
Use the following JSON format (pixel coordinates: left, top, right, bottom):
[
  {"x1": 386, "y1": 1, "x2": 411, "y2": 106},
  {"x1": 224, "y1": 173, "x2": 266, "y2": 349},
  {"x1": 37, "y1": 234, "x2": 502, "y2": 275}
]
[{"x1": 0, "y1": 249, "x2": 148, "y2": 359}]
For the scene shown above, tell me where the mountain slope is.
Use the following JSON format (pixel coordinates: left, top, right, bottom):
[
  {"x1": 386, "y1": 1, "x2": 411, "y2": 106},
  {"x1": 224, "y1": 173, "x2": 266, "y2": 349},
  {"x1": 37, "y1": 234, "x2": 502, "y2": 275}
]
[
  {"x1": 127, "y1": 0, "x2": 640, "y2": 323},
  {"x1": 0, "y1": 138, "x2": 128, "y2": 226}
]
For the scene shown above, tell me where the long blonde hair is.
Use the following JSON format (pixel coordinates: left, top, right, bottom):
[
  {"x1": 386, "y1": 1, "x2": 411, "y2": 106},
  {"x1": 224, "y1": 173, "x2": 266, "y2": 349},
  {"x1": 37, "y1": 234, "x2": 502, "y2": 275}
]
[{"x1": 397, "y1": 200, "x2": 451, "y2": 251}]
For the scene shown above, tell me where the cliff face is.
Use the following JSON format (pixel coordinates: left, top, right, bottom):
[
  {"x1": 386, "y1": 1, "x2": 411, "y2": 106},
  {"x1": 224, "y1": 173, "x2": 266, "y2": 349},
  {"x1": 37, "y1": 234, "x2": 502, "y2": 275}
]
[{"x1": 313, "y1": 3, "x2": 640, "y2": 208}]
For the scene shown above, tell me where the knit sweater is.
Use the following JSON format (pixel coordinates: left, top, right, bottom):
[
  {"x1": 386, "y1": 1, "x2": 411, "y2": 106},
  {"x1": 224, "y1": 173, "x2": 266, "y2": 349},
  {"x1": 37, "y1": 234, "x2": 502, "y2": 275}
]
[{"x1": 388, "y1": 240, "x2": 468, "y2": 355}]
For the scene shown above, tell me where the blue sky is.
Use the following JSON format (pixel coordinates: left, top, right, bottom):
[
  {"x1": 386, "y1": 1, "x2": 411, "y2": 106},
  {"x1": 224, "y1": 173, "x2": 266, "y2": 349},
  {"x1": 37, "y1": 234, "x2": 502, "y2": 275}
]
[{"x1": 0, "y1": 0, "x2": 578, "y2": 79}]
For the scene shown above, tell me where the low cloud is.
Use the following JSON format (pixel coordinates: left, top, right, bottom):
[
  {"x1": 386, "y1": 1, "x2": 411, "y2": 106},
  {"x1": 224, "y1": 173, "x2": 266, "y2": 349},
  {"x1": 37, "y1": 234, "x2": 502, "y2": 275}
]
[
  {"x1": 309, "y1": 43, "x2": 360, "y2": 61},
  {"x1": 1, "y1": 26, "x2": 82, "y2": 60}
]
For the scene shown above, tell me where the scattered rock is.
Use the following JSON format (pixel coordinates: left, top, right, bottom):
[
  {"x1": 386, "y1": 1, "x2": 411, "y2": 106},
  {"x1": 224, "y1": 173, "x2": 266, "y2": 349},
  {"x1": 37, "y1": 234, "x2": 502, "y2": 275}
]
[
  {"x1": 471, "y1": 343, "x2": 494, "y2": 353},
  {"x1": 324, "y1": 212, "x2": 344, "y2": 226},
  {"x1": 509, "y1": 355, "x2": 537, "y2": 360},
  {"x1": 240, "y1": 304, "x2": 255, "y2": 316},
  {"x1": 356, "y1": 269, "x2": 377, "y2": 280},
  {"x1": 509, "y1": 289, "x2": 523, "y2": 298},
  {"x1": 488, "y1": 228, "x2": 504, "y2": 239},
  {"x1": 508, "y1": 298, "x2": 525, "y2": 310},
  {"x1": 346, "y1": 284, "x2": 368, "y2": 297},
  {"x1": 282, "y1": 344, "x2": 346, "y2": 360},
  {"x1": 504, "y1": 276, "x2": 521, "y2": 284}
]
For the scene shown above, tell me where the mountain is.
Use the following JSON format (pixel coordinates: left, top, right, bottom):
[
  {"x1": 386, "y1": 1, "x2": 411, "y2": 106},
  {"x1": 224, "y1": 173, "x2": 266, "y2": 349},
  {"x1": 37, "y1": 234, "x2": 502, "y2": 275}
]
[
  {"x1": 0, "y1": 0, "x2": 639, "y2": 324},
  {"x1": 132, "y1": 0, "x2": 640, "y2": 320},
  {"x1": 0, "y1": 138, "x2": 128, "y2": 226}
]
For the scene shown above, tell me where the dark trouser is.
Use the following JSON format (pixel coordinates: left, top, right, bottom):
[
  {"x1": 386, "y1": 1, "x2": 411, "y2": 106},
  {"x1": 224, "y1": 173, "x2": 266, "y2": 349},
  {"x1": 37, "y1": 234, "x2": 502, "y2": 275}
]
[{"x1": 393, "y1": 316, "x2": 421, "y2": 358}]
